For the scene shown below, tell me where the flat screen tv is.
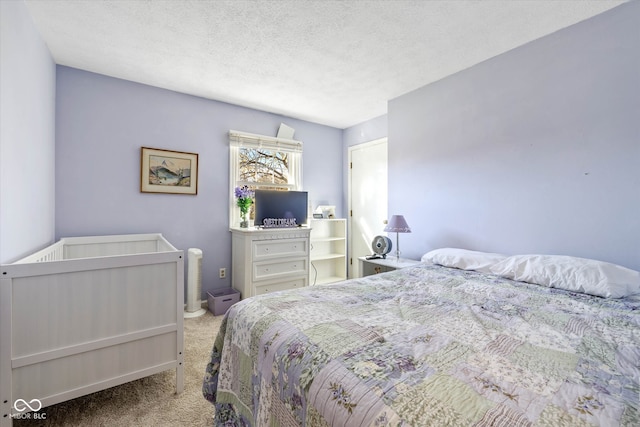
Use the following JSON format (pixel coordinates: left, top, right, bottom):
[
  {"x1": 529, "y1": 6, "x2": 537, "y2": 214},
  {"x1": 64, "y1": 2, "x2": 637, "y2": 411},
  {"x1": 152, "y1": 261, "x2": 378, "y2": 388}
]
[{"x1": 254, "y1": 190, "x2": 308, "y2": 227}]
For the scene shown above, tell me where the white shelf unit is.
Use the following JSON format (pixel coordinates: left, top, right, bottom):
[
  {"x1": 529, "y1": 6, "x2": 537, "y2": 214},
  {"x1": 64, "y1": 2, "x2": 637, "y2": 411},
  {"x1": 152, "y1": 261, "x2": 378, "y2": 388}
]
[{"x1": 309, "y1": 218, "x2": 347, "y2": 285}]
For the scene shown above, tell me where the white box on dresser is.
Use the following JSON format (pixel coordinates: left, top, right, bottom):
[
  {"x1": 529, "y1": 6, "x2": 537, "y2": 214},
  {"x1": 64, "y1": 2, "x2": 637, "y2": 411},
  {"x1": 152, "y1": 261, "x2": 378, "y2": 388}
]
[{"x1": 230, "y1": 226, "x2": 311, "y2": 298}]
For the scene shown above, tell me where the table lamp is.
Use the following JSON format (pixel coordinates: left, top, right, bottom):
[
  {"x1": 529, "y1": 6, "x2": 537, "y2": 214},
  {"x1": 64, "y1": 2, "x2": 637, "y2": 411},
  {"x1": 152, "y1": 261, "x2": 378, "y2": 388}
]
[{"x1": 384, "y1": 215, "x2": 411, "y2": 262}]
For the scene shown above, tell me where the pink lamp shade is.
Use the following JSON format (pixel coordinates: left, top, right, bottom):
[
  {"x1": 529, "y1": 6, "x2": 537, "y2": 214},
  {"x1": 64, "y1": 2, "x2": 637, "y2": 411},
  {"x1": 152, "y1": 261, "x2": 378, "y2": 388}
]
[{"x1": 384, "y1": 215, "x2": 411, "y2": 233}]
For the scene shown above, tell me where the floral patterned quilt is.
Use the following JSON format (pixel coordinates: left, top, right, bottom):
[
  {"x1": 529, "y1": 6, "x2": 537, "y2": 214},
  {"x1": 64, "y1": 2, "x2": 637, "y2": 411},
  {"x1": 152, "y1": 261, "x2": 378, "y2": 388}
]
[{"x1": 203, "y1": 264, "x2": 640, "y2": 426}]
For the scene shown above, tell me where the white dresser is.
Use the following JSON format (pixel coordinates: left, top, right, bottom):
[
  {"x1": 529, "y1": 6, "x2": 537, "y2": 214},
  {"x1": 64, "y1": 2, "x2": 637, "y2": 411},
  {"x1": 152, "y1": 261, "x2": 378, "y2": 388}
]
[{"x1": 230, "y1": 226, "x2": 311, "y2": 298}]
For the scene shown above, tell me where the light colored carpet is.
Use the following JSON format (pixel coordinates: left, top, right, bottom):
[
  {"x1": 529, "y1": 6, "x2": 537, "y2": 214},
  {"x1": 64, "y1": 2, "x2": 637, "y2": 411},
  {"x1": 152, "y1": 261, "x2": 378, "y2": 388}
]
[{"x1": 14, "y1": 310, "x2": 223, "y2": 427}]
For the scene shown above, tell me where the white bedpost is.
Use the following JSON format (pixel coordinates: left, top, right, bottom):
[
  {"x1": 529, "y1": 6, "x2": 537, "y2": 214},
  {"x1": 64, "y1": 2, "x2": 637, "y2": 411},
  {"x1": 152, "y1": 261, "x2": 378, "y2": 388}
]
[
  {"x1": 1, "y1": 275, "x2": 13, "y2": 427},
  {"x1": 175, "y1": 250, "x2": 185, "y2": 394}
]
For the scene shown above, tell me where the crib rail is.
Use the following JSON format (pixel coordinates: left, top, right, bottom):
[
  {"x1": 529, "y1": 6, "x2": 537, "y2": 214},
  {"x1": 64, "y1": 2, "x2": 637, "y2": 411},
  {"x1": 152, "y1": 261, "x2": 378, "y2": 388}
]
[
  {"x1": 13, "y1": 241, "x2": 64, "y2": 264},
  {"x1": 11, "y1": 234, "x2": 177, "y2": 264}
]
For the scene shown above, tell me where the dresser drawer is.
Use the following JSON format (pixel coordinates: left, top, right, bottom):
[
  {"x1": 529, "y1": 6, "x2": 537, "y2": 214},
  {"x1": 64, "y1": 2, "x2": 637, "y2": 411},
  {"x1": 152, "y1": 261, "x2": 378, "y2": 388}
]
[
  {"x1": 254, "y1": 277, "x2": 307, "y2": 295},
  {"x1": 253, "y1": 257, "x2": 308, "y2": 281},
  {"x1": 253, "y1": 238, "x2": 308, "y2": 260},
  {"x1": 361, "y1": 262, "x2": 393, "y2": 276}
]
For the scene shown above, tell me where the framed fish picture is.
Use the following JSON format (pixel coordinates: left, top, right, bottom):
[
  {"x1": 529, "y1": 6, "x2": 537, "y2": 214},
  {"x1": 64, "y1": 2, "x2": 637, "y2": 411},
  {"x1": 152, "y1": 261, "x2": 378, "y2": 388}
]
[{"x1": 140, "y1": 147, "x2": 198, "y2": 195}]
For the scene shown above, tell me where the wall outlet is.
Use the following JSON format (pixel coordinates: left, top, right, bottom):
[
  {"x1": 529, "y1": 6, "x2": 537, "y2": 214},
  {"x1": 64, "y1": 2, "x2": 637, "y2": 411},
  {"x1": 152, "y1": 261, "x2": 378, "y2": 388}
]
[{"x1": 219, "y1": 268, "x2": 226, "y2": 279}]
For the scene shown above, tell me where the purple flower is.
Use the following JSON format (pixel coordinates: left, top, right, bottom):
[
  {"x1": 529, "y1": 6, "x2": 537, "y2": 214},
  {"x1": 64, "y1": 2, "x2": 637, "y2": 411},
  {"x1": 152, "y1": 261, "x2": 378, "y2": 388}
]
[
  {"x1": 291, "y1": 392, "x2": 303, "y2": 409},
  {"x1": 288, "y1": 341, "x2": 305, "y2": 360},
  {"x1": 395, "y1": 355, "x2": 416, "y2": 372},
  {"x1": 235, "y1": 185, "x2": 254, "y2": 199},
  {"x1": 234, "y1": 186, "x2": 254, "y2": 214}
]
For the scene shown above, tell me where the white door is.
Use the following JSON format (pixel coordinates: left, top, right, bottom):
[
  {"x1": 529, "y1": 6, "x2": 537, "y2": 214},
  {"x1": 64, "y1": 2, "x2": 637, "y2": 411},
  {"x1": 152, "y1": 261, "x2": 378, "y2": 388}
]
[{"x1": 348, "y1": 138, "x2": 388, "y2": 278}]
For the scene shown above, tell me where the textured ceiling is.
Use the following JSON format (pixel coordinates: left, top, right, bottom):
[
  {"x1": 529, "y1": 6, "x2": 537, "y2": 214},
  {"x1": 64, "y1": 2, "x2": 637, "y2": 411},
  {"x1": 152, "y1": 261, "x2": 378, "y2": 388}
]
[{"x1": 24, "y1": 0, "x2": 625, "y2": 129}]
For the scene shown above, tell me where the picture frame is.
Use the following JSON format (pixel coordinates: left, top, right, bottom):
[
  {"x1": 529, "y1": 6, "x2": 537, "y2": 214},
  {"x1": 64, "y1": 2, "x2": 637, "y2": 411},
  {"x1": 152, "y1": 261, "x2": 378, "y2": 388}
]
[{"x1": 140, "y1": 147, "x2": 198, "y2": 195}]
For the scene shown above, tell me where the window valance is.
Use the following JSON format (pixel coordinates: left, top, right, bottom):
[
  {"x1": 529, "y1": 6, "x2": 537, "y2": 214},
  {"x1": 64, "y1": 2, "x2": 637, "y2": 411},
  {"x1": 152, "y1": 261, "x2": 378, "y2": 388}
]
[{"x1": 229, "y1": 130, "x2": 303, "y2": 153}]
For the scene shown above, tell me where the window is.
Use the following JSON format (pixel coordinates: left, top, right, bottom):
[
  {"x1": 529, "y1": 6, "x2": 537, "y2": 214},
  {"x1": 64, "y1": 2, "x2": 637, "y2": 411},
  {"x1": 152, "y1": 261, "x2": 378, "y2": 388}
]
[{"x1": 229, "y1": 130, "x2": 302, "y2": 227}]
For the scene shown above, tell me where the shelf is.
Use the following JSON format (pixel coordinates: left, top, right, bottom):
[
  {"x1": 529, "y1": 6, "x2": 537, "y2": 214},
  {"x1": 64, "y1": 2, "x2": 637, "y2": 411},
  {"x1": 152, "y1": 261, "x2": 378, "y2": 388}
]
[
  {"x1": 309, "y1": 218, "x2": 346, "y2": 285},
  {"x1": 312, "y1": 276, "x2": 346, "y2": 286},
  {"x1": 311, "y1": 253, "x2": 344, "y2": 261},
  {"x1": 311, "y1": 237, "x2": 346, "y2": 243}
]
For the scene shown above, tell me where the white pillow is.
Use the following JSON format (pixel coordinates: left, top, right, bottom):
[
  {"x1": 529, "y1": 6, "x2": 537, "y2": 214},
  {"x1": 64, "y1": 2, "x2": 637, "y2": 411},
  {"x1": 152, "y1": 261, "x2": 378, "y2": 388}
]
[
  {"x1": 421, "y1": 248, "x2": 506, "y2": 273},
  {"x1": 489, "y1": 254, "x2": 640, "y2": 298}
]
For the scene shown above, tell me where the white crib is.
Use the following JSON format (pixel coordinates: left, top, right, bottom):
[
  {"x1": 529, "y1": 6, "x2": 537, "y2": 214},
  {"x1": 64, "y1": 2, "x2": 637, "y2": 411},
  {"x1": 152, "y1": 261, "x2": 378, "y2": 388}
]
[{"x1": 0, "y1": 234, "x2": 184, "y2": 425}]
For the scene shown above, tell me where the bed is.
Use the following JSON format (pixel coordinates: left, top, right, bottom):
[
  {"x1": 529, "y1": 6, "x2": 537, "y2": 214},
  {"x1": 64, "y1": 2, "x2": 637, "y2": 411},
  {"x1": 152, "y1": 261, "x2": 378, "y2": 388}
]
[
  {"x1": 1, "y1": 233, "x2": 184, "y2": 425},
  {"x1": 203, "y1": 249, "x2": 640, "y2": 426}
]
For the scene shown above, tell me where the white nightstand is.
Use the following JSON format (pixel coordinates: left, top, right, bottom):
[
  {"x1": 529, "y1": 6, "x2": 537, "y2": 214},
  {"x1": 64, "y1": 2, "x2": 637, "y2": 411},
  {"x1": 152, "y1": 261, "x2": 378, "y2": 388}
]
[{"x1": 358, "y1": 256, "x2": 421, "y2": 277}]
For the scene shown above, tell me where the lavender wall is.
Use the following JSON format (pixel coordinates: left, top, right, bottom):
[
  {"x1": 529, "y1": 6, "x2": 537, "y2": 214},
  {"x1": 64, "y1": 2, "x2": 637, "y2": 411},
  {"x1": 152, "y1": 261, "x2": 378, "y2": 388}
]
[
  {"x1": 55, "y1": 67, "x2": 343, "y2": 297},
  {"x1": 388, "y1": 2, "x2": 640, "y2": 271},
  {"x1": 343, "y1": 114, "x2": 388, "y2": 148},
  {"x1": 0, "y1": 0, "x2": 56, "y2": 263}
]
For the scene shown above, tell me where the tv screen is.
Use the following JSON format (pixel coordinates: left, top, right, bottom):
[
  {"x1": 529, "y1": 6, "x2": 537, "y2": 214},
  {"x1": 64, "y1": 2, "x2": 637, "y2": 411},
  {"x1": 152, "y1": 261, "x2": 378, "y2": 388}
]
[{"x1": 254, "y1": 190, "x2": 308, "y2": 227}]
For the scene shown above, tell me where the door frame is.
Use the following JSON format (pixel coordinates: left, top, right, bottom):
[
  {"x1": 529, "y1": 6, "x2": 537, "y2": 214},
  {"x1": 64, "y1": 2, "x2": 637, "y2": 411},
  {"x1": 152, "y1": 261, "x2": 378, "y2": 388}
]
[{"x1": 348, "y1": 137, "x2": 388, "y2": 278}]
